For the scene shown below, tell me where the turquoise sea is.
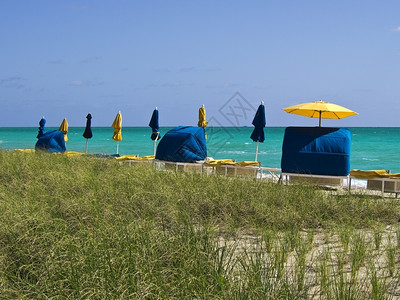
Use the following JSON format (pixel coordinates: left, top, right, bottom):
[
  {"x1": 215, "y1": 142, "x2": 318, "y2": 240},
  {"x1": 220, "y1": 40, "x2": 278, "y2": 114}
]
[{"x1": 0, "y1": 127, "x2": 399, "y2": 173}]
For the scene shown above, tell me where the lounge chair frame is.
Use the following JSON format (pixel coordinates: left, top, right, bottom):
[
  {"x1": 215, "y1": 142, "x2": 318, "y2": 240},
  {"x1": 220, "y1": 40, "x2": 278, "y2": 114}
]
[
  {"x1": 155, "y1": 160, "x2": 205, "y2": 174},
  {"x1": 349, "y1": 176, "x2": 400, "y2": 198},
  {"x1": 125, "y1": 159, "x2": 282, "y2": 181},
  {"x1": 121, "y1": 158, "x2": 399, "y2": 197},
  {"x1": 281, "y1": 172, "x2": 349, "y2": 187}
]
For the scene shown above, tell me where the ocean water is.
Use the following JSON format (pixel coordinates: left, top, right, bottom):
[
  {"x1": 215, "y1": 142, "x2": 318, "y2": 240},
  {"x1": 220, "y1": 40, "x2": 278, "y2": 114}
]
[{"x1": 0, "y1": 127, "x2": 399, "y2": 173}]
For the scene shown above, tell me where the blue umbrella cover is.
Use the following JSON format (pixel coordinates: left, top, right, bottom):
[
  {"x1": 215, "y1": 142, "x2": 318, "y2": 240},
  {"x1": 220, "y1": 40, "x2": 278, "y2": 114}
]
[
  {"x1": 36, "y1": 117, "x2": 46, "y2": 138},
  {"x1": 149, "y1": 109, "x2": 161, "y2": 141},
  {"x1": 250, "y1": 104, "x2": 266, "y2": 142},
  {"x1": 83, "y1": 113, "x2": 93, "y2": 139}
]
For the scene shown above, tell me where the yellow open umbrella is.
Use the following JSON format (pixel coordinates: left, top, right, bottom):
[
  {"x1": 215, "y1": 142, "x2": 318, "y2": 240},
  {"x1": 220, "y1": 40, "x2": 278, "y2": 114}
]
[
  {"x1": 58, "y1": 118, "x2": 68, "y2": 142},
  {"x1": 111, "y1": 111, "x2": 122, "y2": 154},
  {"x1": 282, "y1": 100, "x2": 358, "y2": 127}
]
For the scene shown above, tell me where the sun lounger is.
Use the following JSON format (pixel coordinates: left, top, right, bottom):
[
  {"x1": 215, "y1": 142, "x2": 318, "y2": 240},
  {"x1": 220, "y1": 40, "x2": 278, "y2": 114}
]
[
  {"x1": 116, "y1": 155, "x2": 156, "y2": 166},
  {"x1": 203, "y1": 160, "x2": 261, "y2": 177},
  {"x1": 53, "y1": 151, "x2": 85, "y2": 157},
  {"x1": 114, "y1": 154, "x2": 139, "y2": 161},
  {"x1": 14, "y1": 149, "x2": 36, "y2": 153},
  {"x1": 154, "y1": 160, "x2": 204, "y2": 174},
  {"x1": 281, "y1": 172, "x2": 348, "y2": 186},
  {"x1": 258, "y1": 167, "x2": 282, "y2": 181},
  {"x1": 349, "y1": 170, "x2": 400, "y2": 197}
]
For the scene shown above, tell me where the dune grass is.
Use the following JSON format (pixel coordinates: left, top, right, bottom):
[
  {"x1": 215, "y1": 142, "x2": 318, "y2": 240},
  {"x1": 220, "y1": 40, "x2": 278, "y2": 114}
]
[{"x1": 1, "y1": 150, "x2": 400, "y2": 298}]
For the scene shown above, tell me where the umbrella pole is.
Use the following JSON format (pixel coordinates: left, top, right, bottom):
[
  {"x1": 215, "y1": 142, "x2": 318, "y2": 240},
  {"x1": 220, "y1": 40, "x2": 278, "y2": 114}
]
[
  {"x1": 116, "y1": 142, "x2": 119, "y2": 155},
  {"x1": 153, "y1": 134, "x2": 159, "y2": 157},
  {"x1": 85, "y1": 139, "x2": 88, "y2": 153},
  {"x1": 319, "y1": 112, "x2": 321, "y2": 127},
  {"x1": 255, "y1": 141, "x2": 259, "y2": 161}
]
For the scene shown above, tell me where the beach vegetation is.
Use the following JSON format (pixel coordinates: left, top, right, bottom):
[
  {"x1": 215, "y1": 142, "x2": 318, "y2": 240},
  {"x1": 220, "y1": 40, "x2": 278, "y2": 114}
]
[{"x1": 1, "y1": 150, "x2": 400, "y2": 298}]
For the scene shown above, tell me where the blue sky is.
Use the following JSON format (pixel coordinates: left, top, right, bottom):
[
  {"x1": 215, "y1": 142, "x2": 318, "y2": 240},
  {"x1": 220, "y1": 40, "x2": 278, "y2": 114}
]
[{"x1": 1, "y1": 0, "x2": 399, "y2": 127}]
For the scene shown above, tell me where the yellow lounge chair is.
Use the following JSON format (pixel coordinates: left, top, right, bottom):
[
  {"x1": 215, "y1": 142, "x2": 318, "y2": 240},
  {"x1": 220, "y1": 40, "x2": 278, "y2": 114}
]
[
  {"x1": 14, "y1": 149, "x2": 35, "y2": 153},
  {"x1": 204, "y1": 159, "x2": 260, "y2": 177},
  {"x1": 62, "y1": 151, "x2": 85, "y2": 157},
  {"x1": 116, "y1": 155, "x2": 156, "y2": 166},
  {"x1": 349, "y1": 169, "x2": 400, "y2": 197},
  {"x1": 51, "y1": 151, "x2": 85, "y2": 157},
  {"x1": 203, "y1": 159, "x2": 235, "y2": 167},
  {"x1": 114, "y1": 154, "x2": 140, "y2": 161}
]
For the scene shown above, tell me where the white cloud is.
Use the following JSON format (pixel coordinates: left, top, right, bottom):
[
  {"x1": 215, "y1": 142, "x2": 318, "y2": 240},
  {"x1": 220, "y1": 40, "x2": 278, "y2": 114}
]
[
  {"x1": 148, "y1": 82, "x2": 180, "y2": 88},
  {"x1": 79, "y1": 57, "x2": 100, "y2": 64},
  {"x1": 69, "y1": 5, "x2": 90, "y2": 11},
  {"x1": 394, "y1": 26, "x2": 400, "y2": 32},
  {"x1": 0, "y1": 76, "x2": 27, "y2": 89},
  {"x1": 153, "y1": 68, "x2": 171, "y2": 73},
  {"x1": 205, "y1": 68, "x2": 221, "y2": 72},
  {"x1": 179, "y1": 67, "x2": 197, "y2": 73},
  {"x1": 70, "y1": 80, "x2": 85, "y2": 86},
  {"x1": 148, "y1": 81, "x2": 194, "y2": 88},
  {"x1": 69, "y1": 80, "x2": 104, "y2": 87},
  {"x1": 206, "y1": 82, "x2": 240, "y2": 89},
  {"x1": 48, "y1": 59, "x2": 63, "y2": 65}
]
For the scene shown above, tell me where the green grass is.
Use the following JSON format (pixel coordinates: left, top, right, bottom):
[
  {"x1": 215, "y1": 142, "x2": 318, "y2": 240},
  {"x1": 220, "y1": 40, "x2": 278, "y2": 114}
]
[{"x1": 1, "y1": 150, "x2": 400, "y2": 298}]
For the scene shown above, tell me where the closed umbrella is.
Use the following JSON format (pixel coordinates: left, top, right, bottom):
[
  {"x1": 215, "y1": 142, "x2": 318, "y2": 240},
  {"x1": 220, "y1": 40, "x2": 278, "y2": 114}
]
[
  {"x1": 82, "y1": 113, "x2": 93, "y2": 153},
  {"x1": 59, "y1": 118, "x2": 69, "y2": 142},
  {"x1": 111, "y1": 111, "x2": 122, "y2": 154},
  {"x1": 198, "y1": 104, "x2": 208, "y2": 128},
  {"x1": 198, "y1": 104, "x2": 208, "y2": 139},
  {"x1": 36, "y1": 116, "x2": 46, "y2": 138},
  {"x1": 282, "y1": 100, "x2": 358, "y2": 127},
  {"x1": 250, "y1": 102, "x2": 266, "y2": 161},
  {"x1": 149, "y1": 107, "x2": 161, "y2": 156}
]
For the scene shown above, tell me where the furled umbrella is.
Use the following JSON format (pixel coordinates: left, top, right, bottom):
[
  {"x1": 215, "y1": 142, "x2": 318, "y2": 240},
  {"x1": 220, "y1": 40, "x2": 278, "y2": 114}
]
[
  {"x1": 149, "y1": 107, "x2": 161, "y2": 156},
  {"x1": 111, "y1": 111, "x2": 122, "y2": 154},
  {"x1": 82, "y1": 113, "x2": 93, "y2": 153},
  {"x1": 250, "y1": 101, "x2": 266, "y2": 162},
  {"x1": 59, "y1": 118, "x2": 69, "y2": 142},
  {"x1": 36, "y1": 116, "x2": 46, "y2": 138},
  {"x1": 198, "y1": 104, "x2": 208, "y2": 138},
  {"x1": 282, "y1": 100, "x2": 358, "y2": 127}
]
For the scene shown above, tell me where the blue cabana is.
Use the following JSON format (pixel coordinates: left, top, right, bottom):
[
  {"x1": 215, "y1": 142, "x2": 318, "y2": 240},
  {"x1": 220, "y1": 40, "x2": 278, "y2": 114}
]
[
  {"x1": 156, "y1": 126, "x2": 207, "y2": 162},
  {"x1": 281, "y1": 127, "x2": 351, "y2": 176},
  {"x1": 35, "y1": 130, "x2": 66, "y2": 153}
]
